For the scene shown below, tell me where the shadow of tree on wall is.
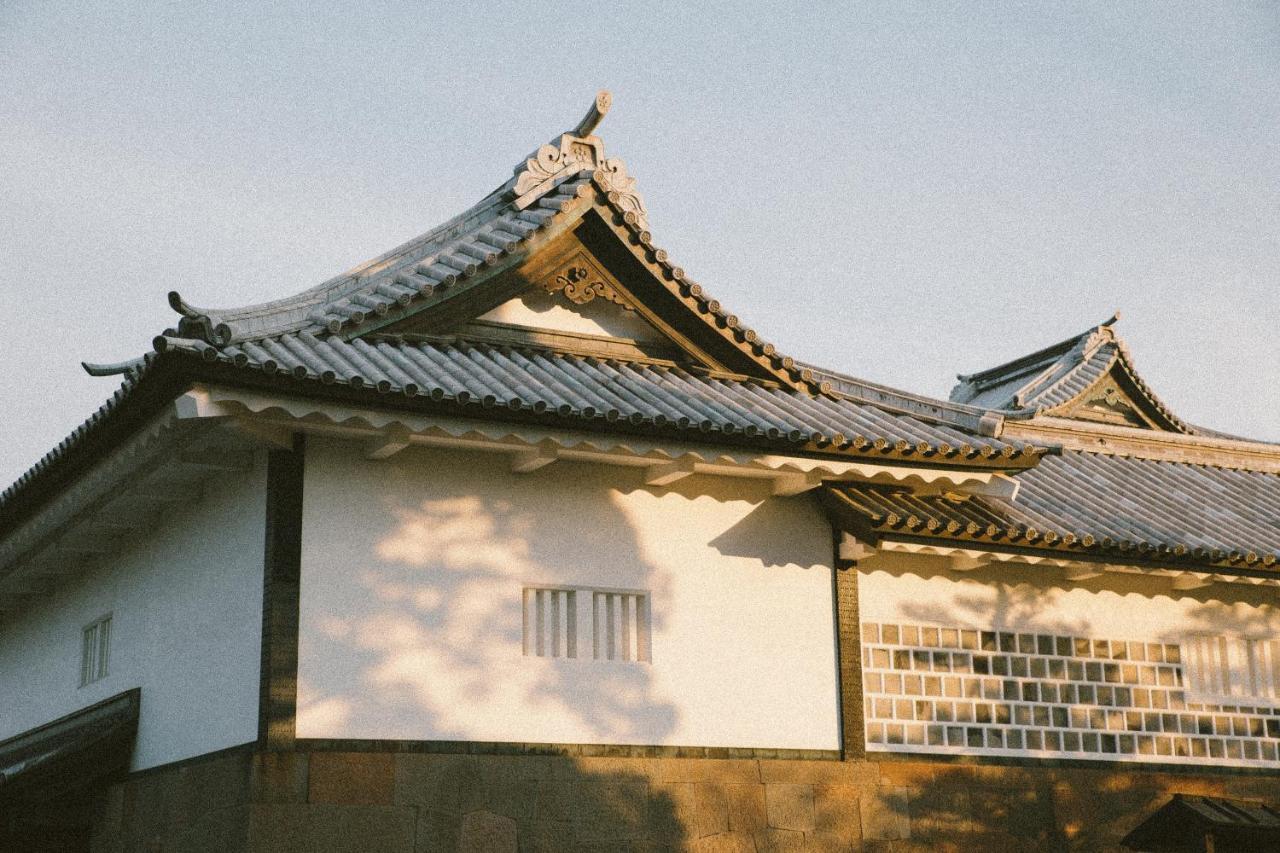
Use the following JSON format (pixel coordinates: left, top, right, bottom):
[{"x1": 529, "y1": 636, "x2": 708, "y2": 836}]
[
  {"x1": 392, "y1": 754, "x2": 692, "y2": 853},
  {"x1": 296, "y1": 446, "x2": 682, "y2": 745},
  {"x1": 870, "y1": 757, "x2": 1280, "y2": 852}
]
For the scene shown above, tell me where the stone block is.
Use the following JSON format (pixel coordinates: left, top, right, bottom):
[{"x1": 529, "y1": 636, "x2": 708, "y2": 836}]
[
  {"x1": 251, "y1": 752, "x2": 308, "y2": 804},
  {"x1": 647, "y1": 780, "x2": 697, "y2": 843},
  {"x1": 652, "y1": 758, "x2": 760, "y2": 784},
  {"x1": 752, "y1": 827, "x2": 807, "y2": 851},
  {"x1": 513, "y1": 818, "x2": 574, "y2": 853},
  {"x1": 693, "y1": 783, "x2": 730, "y2": 838},
  {"x1": 164, "y1": 804, "x2": 251, "y2": 853},
  {"x1": 897, "y1": 781, "x2": 971, "y2": 845},
  {"x1": 532, "y1": 779, "x2": 578, "y2": 823},
  {"x1": 479, "y1": 774, "x2": 541, "y2": 822},
  {"x1": 475, "y1": 753, "x2": 577, "y2": 783},
  {"x1": 860, "y1": 786, "x2": 909, "y2": 841},
  {"x1": 122, "y1": 769, "x2": 177, "y2": 851},
  {"x1": 308, "y1": 751, "x2": 395, "y2": 805},
  {"x1": 759, "y1": 759, "x2": 876, "y2": 786},
  {"x1": 813, "y1": 784, "x2": 860, "y2": 841},
  {"x1": 395, "y1": 753, "x2": 482, "y2": 814},
  {"x1": 457, "y1": 810, "x2": 517, "y2": 853},
  {"x1": 804, "y1": 830, "x2": 859, "y2": 852},
  {"x1": 306, "y1": 804, "x2": 416, "y2": 853},
  {"x1": 246, "y1": 804, "x2": 313, "y2": 853},
  {"x1": 764, "y1": 783, "x2": 815, "y2": 832},
  {"x1": 574, "y1": 756, "x2": 663, "y2": 780},
  {"x1": 414, "y1": 809, "x2": 461, "y2": 853},
  {"x1": 689, "y1": 831, "x2": 757, "y2": 852},
  {"x1": 572, "y1": 779, "x2": 650, "y2": 842},
  {"x1": 172, "y1": 751, "x2": 254, "y2": 819},
  {"x1": 724, "y1": 783, "x2": 768, "y2": 833},
  {"x1": 90, "y1": 782, "x2": 126, "y2": 853}
]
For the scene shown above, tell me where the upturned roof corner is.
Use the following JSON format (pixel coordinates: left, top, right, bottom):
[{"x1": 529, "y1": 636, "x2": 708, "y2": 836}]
[{"x1": 949, "y1": 313, "x2": 1194, "y2": 434}]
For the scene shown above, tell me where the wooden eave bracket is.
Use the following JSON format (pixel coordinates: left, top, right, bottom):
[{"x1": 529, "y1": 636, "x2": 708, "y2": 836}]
[
  {"x1": 511, "y1": 439, "x2": 559, "y2": 473},
  {"x1": 366, "y1": 425, "x2": 413, "y2": 460},
  {"x1": 838, "y1": 532, "x2": 876, "y2": 562}
]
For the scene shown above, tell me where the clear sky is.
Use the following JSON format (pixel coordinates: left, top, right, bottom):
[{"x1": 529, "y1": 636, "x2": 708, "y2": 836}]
[{"x1": 2, "y1": 2, "x2": 1277, "y2": 487}]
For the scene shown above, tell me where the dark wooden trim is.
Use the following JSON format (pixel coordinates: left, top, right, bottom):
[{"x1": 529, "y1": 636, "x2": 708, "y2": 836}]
[
  {"x1": 294, "y1": 738, "x2": 841, "y2": 761},
  {"x1": 259, "y1": 433, "x2": 305, "y2": 749},
  {"x1": 113, "y1": 741, "x2": 257, "y2": 783},
  {"x1": 833, "y1": 555, "x2": 866, "y2": 761},
  {"x1": 870, "y1": 748, "x2": 1280, "y2": 777}
]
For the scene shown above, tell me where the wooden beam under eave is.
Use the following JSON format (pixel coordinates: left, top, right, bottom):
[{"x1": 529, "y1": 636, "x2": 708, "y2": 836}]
[
  {"x1": 510, "y1": 441, "x2": 558, "y2": 474},
  {"x1": 1172, "y1": 573, "x2": 1213, "y2": 591},
  {"x1": 177, "y1": 449, "x2": 255, "y2": 473},
  {"x1": 232, "y1": 418, "x2": 295, "y2": 451},
  {"x1": 645, "y1": 457, "x2": 697, "y2": 487},
  {"x1": 838, "y1": 532, "x2": 876, "y2": 562},
  {"x1": 949, "y1": 554, "x2": 986, "y2": 572},
  {"x1": 773, "y1": 471, "x2": 823, "y2": 497},
  {"x1": 1063, "y1": 564, "x2": 1104, "y2": 581},
  {"x1": 365, "y1": 426, "x2": 413, "y2": 460}
]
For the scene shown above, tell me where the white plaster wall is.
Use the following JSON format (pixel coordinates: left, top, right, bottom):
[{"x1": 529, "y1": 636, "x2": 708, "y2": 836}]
[
  {"x1": 297, "y1": 439, "x2": 839, "y2": 750},
  {"x1": 477, "y1": 291, "x2": 664, "y2": 342},
  {"x1": 857, "y1": 552, "x2": 1280, "y2": 642},
  {"x1": 0, "y1": 458, "x2": 267, "y2": 770}
]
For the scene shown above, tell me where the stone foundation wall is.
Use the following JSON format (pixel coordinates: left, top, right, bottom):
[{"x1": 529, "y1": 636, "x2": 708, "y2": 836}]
[{"x1": 90, "y1": 747, "x2": 1280, "y2": 852}]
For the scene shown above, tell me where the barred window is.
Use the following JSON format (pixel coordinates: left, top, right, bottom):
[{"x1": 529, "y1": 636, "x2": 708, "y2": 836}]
[
  {"x1": 522, "y1": 585, "x2": 651, "y2": 663},
  {"x1": 80, "y1": 614, "x2": 112, "y2": 686},
  {"x1": 1182, "y1": 635, "x2": 1280, "y2": 703},
  {"x1": 522, "y1": 587, "x2": 578, "y2": 659},
  {"x1": 592, "y1": 590, "x2": 651, "y2": 662}
]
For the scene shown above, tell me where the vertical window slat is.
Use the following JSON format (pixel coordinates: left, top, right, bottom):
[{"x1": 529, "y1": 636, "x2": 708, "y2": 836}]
[
  {"x1": 79, "y1": 615, "x2": 111, "y2": 686},
  {"x1": 621, "y1": 595, "x2": 633, "y2": 662},
  {"x1": 523, "y1": 586, "x2": 650, "y2": 664},
  {"x1": 605, "y1": 593, "x2": 617, "y2": 660},
  {"x1": 566, "y1": 590, "x2": 577, "y2": 659},
  {"x1": 522, "y1": 588, "x2": 534, "y2": 656},
  {"x1": 535, "y1": 589, "x2": 547, "y2": 657}
]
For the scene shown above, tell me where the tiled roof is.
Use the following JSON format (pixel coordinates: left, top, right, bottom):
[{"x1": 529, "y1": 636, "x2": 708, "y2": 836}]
[
  {"x1": 151, "y1": 331, "x2": 1034, "y2": 463},
  {"x1": 949, "y1": 315, "x2": 1193, "y2": 433},
  {"x1": 1, "y1": 96, "x2": 1046, "y2": 530},
  {"x1": 166, "y1": 176, "x2": 590, "y2": 345},
  {"x1": 827, "y1": 448, "x2": 1280, "y2": 572},
  {"x1": 1121, "y1": 794, "x2": 1280, "y2": 850}
]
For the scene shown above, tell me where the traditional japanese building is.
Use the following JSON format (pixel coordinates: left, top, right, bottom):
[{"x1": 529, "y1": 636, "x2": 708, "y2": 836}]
[{"x1": 1, "y1": 93, "x2": 1277, "y2": 852}]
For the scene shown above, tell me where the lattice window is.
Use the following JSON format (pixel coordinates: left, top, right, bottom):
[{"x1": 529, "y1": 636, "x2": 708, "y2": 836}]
[
  {"x1": 592, "y1": 590, "x2": 651, "y2": 662},
  {"x1": 522, "y1": 587, "x2": 578, "y2": 659},
  {"x1": 1183, "y1": 635, "x2": 1280, "y2": 703},
  {"x1": 80, "y1": 614, "x2": 111, "y2": 686}
]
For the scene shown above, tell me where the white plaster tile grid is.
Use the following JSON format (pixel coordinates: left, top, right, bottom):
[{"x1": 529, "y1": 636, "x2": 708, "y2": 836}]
[{"x1": 861, "y1": 621, "x2": 1280, "y2": 767}]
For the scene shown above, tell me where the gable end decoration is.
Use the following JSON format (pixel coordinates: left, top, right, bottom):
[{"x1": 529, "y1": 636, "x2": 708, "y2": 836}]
[
  {"x1": 511, "y1": 90, "x2": 649, "y2": 229},
  {"x1": 541, "y1": 252, "x2": 633, "y2": 309}
]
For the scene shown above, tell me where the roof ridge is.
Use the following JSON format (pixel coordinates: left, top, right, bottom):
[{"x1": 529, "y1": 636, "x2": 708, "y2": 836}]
[{"x1": 955, "y1": 313, "x2": 1117, "y2": 387}]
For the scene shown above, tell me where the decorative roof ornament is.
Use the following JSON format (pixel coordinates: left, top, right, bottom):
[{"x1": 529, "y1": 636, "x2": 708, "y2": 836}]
[{"x1": 511, "y1": 90, "x2": 648, "y2": 229}]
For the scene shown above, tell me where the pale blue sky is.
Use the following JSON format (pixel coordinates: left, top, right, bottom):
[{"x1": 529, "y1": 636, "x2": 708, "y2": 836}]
[{"x1": 2, "y1": 2, "x2": 1277, "y2": 486}]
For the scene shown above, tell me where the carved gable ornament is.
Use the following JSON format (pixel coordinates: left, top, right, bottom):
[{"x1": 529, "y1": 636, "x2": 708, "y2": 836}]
[
  {"x1": 540, "y1": 252, "x2": 633, "y2": 310},
  {"x1": 510, "y1": 91, "x2": 649, "y2": 229},
  {"x1": 1064, "y1": 378, "x2": 1156, "y2": 429}
]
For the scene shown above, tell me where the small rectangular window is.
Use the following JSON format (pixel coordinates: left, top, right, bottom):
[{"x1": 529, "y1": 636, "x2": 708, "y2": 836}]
[
  {"x1": 80, "y1": 615, "x2": 111, "y2": 686},
  {"x1": 523, "y1": 587, "x2": 577, "y2": 658},
  {"x1": 592, "y1": 590, "x2": 651, "y2": 662},
  {"x1": 1182, "y1": 635, "x2": 1279, "y2": 702}
]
